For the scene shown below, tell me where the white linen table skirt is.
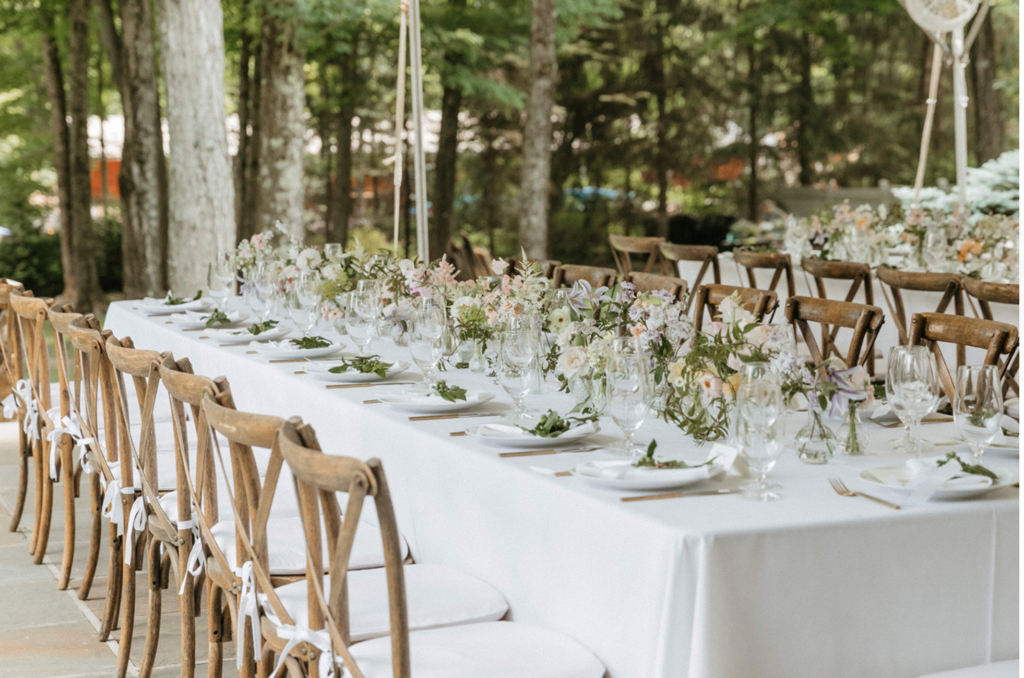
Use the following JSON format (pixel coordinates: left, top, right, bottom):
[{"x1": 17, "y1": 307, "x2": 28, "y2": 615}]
[{"x1": 106, "y1": 299, "x2": 1019, "y2": 678}]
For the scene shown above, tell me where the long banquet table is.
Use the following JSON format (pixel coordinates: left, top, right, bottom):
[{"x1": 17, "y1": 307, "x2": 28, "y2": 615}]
[{"x1": 106, "y1": 299, "x2": 1019, "y2": 678}]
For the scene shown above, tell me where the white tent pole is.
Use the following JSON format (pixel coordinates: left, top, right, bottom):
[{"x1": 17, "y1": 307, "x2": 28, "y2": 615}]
[
  {"x1": 409, "y1": 0, "x2": 429, "y2": 263},
  {"x1": 951, "y1": 26, "x2": 969, "y2": 215},
  {"x1": 392, "y1": 2, "x2": 408, "y2": 257},
  {"x1": 912, "y1": 41, "x2": 944, "y2": 209}
]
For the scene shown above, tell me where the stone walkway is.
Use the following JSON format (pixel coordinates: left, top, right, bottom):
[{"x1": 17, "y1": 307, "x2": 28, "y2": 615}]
[{"x1": 0, "y1": 422, "x2": 240, "y2": 678}]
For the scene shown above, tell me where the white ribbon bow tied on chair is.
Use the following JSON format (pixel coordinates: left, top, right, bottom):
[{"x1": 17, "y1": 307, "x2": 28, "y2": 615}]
[
  {"x1": 6, "y1": 380, "x2": 38, "y2": 442},
  {"x1": 177, "y1": 520, "x2": 205, "y2": 596},
  {"x1": 272, "y1": 624, "x2": 336, "y2": 678},
  {"x1": 62, "y1": 415, "x2": 96, "y2": 474},
  {"x1": 123, "y1": 490, "x2": 147, "y2": 566},
  {"x1": 101, "y1": 479, "x2": 124, "y2": 536},
  {"x1": 45, "y1": 420, "x2": 71, "y2": 481},
  {"x1": 236, "y1": 561, "x2": 265, "y2": 669}
]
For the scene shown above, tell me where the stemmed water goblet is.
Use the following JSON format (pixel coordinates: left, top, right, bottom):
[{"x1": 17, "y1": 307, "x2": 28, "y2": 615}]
[
  {"x1": 885, "y1": 346, "x2": 915, "y2": 451},
  {"x1": 252, "y1": 262, "x2": 280, "y2": 322},
  {"x1": 497, "y1": 328, "x2": 537, "y2": 424},
  {"x1": 287, "y1": 271, "x2": 322, "y2": 337},
  {"x1": 346, "y1": 290, "x2": 378, "y2": 355},
  {"x1": 735, "y1": 379, "x2": 784, "y2": 501},
  {"x1": 408, "y1": 299, "x2": 447, "y2": 391},
  {"x1": 953, "y1": 365, "x2": 1003, "y2": 462},
  {"x1": 606, "y1": 338, "x2": 651, "y2": 458},
  {"x1": 207, "y1": 251, "x2": 234, "y2": 311},
  {"x1": 892, "y1": 345, "x2": 941, "y2": 458}
]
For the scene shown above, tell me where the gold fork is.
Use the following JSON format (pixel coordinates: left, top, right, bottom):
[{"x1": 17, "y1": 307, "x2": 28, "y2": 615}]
[{"x1": 828, "y1": 477, "x2": 901, "y2": 510}]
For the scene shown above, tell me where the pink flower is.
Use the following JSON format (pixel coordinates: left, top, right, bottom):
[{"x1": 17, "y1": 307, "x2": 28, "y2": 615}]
[
  {"x1": 491, "y1": 258, "x2": 509, "y2": 275},
  {"x1": 699, "y1": 372, "x2": 723, "y2": 399}
]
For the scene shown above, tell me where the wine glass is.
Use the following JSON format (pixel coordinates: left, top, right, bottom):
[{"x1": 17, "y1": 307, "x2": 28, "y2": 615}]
[
  {"x1": 497, "y1": 329, "x2": 537, "y2": 424},
  {"x1": 885, "y1": 346, "x2": 915, "y2": 451},
  {"x1": 953, "y1": 365, "x2": 1003, "y2": 462},
  {"x1": 735, "y1": 380, "x2": 785, "y2": 501},
  {"x1": 252, "y1": 262, "x2": 279, "y2": 322},
  {"x1": 893, "y1": 346, "x2": 941, "y2": 458},
  {"x1": 346, "y1": 291, "x2": 377, "y2": 355},
  {"x1": 329, "y1": 292, "x2": 350, "y2": 336},
  {"x1": 325, "y1": 243, "x2": 343, "y2": 258},
  {"x1": 288, "y1": 271, "x2": 321, "y2": 337},
  {"x1": 607, "y1": 343, "x2": 651, "y2": 458},
  {"x1": 740, "y1": 360, "x2": 777, "y2": 386},
  {"x1": 408, "y1": 301, "x2": 447, "y2": 390},
  {"x1": 207, "y1": 251, "x2": 234, "y2": 310}
]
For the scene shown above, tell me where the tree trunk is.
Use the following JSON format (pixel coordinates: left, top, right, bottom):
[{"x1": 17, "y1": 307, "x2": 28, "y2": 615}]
[
  {"x1": 119, "y1": 0, "x2": 170, "y2": 296},
  {"x1": 518, "y1": 0, "x2": 557, "y2": 260},
  {"x1": 972, "y1": 14, "x2": 1003, "y2": 164},
  {"x1": 254, "y1": 10, "x2": 306, "y2": 240},
  {"x1": 40, "y1": 26, "x2": 75, "y2": 298},
  {"x1": 239, "y1": 34, "x2": 263, "y2": 243},
  {"x1": 68, "y1": 0, "x2": 99, "y2": 310},
  {"x1": 156, "y1": 0, "x2": 236, "y2": 293},
  {"x1": 430, "y1": 0, "x2": 467, "y2": 261},
  {"x1": 331, "y1": 45, "x2": 357, "y2": 246},
  {"x1": 234, "y1": 0, "x2": 254, "y2": 243},
  {"x1": 481, "y1": 120, "x2": 500, "y2": 256},
  {"x1": 796, "y1": 31, "x2": 813, "y2": 186},
  {"x1": 747, "y1": 43, "x2": 759, "y2": 222}
]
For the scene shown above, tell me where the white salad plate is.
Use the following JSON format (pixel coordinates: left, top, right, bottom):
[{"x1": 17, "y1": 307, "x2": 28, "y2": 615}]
[
  {"x1": 250, "y1": 340, "x2": 344, "y2": 361},
  {"x1": 376, "y1": 390, "x2": 495, "y2": 413},
  {"x1": 572, "y1": 459, "x2": 724, "y2": 491},
  {"x1": 464, "y1": 421, "x2": 600, "y2": 449},
  {"x1": 204, "y1": 324, "x2": 291, "y2": 345},
  {"x1": 303, "y1": 360, "x2": 410, "y2": 383},
  {"x1": 138, "y1": 297, "x2": 211, "y2": 314},
  {"x1": 860, "y1": 464, "x2": 1018, "y2": 501}
]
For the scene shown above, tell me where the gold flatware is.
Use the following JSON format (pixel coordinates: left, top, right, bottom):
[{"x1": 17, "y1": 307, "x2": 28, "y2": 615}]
[
  {"x1": 408, "y1": 413, "x2": 502, "y2": 422},
  {"x1": 936, "y1": 440, "x2": 1017, "y2": 449},
  {"x1": 499, "y1": 446, "x2": 600, "y2": 458},
  {"x1": 621, "y1": 488, "x2": 736, "y2": 503},
  {"x1": 450, "y1": 431, "x2": 467, "y2": 437},
  {"x1": 325, "y1": 381, "x2": 417, "y2": 390},
  {"x1": 828, "y1": 477, "x2": 900, "y2": 510},
  {"x1": 872, "y1": 415, "x2": 953, "y2": 429},
  {"x1": 182, "y1": 328, "x2": 205, "y2": 332},
  {"x1": 554, "y1": 471, "x2": 572, "y2": 477},
  {"x1": 246, "y1": 351, "x2": 258, "y2": 354},
  {"x1": 270, "y1": 358, "x2": 315, "y2": 364},
  {"x1": 363, "y1": 399, "x2": 382, "y2": 404}
]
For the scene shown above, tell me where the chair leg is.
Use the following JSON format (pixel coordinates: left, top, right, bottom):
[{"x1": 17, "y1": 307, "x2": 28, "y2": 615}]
[
  {"x1": 138, "y1": 539, "x2": 163, "y2": 678},
  {"x1": 33, "y1": 463, "x2": 54, "y2": 565},
  {"x1": 258, "y1": 647, "x2": 274, "y2": 678},
  {"x1": 9, "y1": 429, "x2": 29, "y2": 532},
  {"x1": 207, "y1": 582, "x2": 224, "y2": 678},
  {"x1": 178, "y1": 554, "x2": 196, "y2": 678},
  {"x1": 79, "y1": 473, "x2": 102, "y2": 600},
  {"x1": 115, "y1": 499, "x2": 138, "y2": 678},
  {"x1": 28, "y1": 438, "x2": 43, "y2": 554},
  {"x1": 99, "y1": 524, "x2": 122, "y2": 642},
  {"x1": 240, "y1": 611, "x2": 256, "y2": 678},
  {"x1": 58, "y1": 441, "x2": 76, "y2": 589}
]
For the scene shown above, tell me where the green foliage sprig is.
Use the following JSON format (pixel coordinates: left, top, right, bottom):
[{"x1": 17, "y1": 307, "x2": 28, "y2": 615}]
[
  {"x1": 167, "y1": 290, "x2": 203, "y2": 306},
  {"x1": 289, "y1": 335, "x2": 331, "y2": 349},
  {"x1": 517, "y1": 409, "x2": 598, "y2": 438},
  {"x1": 936, "y1": 452, "x2": 998, "y2": 480},
  {"x1": 203, "y1": 310, "x2": 231, "y2": 327},
  {"x1": 634, "y1": 440, "x2": 718, "y2": 469},
  {"x1": 433, "y1": 380, "x2": 467, "y2": 402},
  {"x1": 329, "y1": 355, "x2": 393, "y2": 378},
  {"x1": 243, "y1": 320, "x2": 279, "y2": 335}
]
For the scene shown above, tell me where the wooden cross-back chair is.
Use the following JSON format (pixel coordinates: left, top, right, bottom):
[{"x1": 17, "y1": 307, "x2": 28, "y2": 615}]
[
  {"x1": 0, "y1": 280, "x2": 27, "y2": 528},
  {"x1": 66, "y1": 316, "x2": 127, "y2": 640},
  {"x1": 733, "y1": 249, "x2": 797, "y2": 299},
  {"x1": 909, "y1": 313, "x2": 1019, "y2": 403},
  {"x1": 876, "y1": 267, "x2": 964, "y2": 358},
  {"x1": 785, "y1": 297, "x2": 885, "y2": 370},
  {"x1": 8, "y1": 291, "x2": 56, "y2": 562},
  {"x1": 962, "y1": 276, "x2": 1020, "y2": 398},
  {"x1": 609, "y1": 234, "x2": 664, "y2": 275},
  {"x1": 800, "y1": 257, "x2": 878, "y2": 375},
  {"x1": 0, "y1": 278, "x2": 25, "y2": 403},
  {"x1": 658, "y1": 243, "x2": 721, "y2": 312},
  {"x1": 691, "y1": 284, "x2": 778, "y2": 333},
  {"x1": 551, "y1": 264, "x2": 616, "y2": 290},
  {"x1": 275, "y1": 418, "x2": 605, "y2": 678},
  {"x1": 623, "y1": 272, "x2": 688, "y2": 303}
]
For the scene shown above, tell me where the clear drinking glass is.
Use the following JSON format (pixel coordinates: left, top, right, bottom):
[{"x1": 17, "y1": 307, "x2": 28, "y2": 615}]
[
  {"x1": 408, "y1": 301, "x2": 447, "y2": 390},
  {"x1": 893, "y1": 346, "x2": 941, "y2": 458},
  {"x1": 325, "y1": 243, "x2": 343, "y2": 258},
  {"x1": 329, "y1": 292, "x2": 350, "y2": 335},
  {"x1": 346, "y1": 291, "x2": 377, "y2": 355},
  {"x1": 735, "y1": 380, "x2": 785, "y2": 501},
  {"x1": 287, "y1": 271, "x2": 322, "y2": 337},
  {"x1": 497, "y1": 329, "x2": 537, "y2": 423},
  {"x1": 253, "y1": 262, "x2": 279, "y2": 321},
  {"x1": 953, "y1": 365, "x2": 1003, "y2": 462},
  {"x1": 885, "y1": 346, "x2": 914, "y2": 451},
  {"x1": 207, "y1": 252, "x2": 234, "y2": 310},
  {"x1": 607, "y1": 344, "x2": 651, "y2": 458}
]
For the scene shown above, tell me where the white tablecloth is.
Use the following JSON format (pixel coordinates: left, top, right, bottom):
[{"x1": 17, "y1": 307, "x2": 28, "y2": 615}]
[{"x1": 105, "y1": 300, "x2": 1019, "y2": 678}]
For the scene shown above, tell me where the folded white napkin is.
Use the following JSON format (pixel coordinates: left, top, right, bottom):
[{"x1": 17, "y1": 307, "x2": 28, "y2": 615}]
[
  {"x1": 477, "y1": 421, "x2": 597, "y2": 440},
  {"x1": 705, "y1": 442, "x2": 751, "y2": 478},
  {"x1": 1005, "y1": 398, "x2": 1019, "y2": 421},
  {"x1": 181, "y1": 309, "x2": 245, "y2": 325},
  {"x1": 896, "y1": 455, "x2": 994, "y2": 502},
  {"x1": 576, "y1": 460, "x2": 725, "y2": 482},
  {"x1": 141, "y1": 296, "x2": 210, "y2": 313}
]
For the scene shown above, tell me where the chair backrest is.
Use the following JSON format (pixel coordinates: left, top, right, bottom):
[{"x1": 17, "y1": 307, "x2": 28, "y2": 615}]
[
  {"x1": 658, "y1": 243, "x2": 721, "y2": 311},
  {"x1": 551, "y1": 264, "x2": 615, "y2": 290},
  {"x1": 909, "y1": 312, "x2": 1019, "y2": 402},
  {"x1": 961, "y1": 276, "x2": 1019, "y2": 320},
  {"x1": 733, "y1": 249, "x2": 796, "y2": 299},
  {"x1": 277, "y1": 418, "x2": 409, "y2": 676},
  {"x1": 9, "y1": 291, "x2": 54, "y2": 413},
  {"x1": 507, "y1": 257, "x2": 561, "y2": 279},
  {"x1": 66, "y1": 316, "x2": 120, "y2": 476},
  {"x1": 691, "y1": 284, "x2": 778, "y2": 332},
  {"x1": 0, "y1": 279, "x2": 25, "y2": 402},
  {"x1": 799, "y1": 257, "x2": 877, "y2": 374},
  {"x1": 875, "y1": 267, "x2": 963, "y2": 346},
  {"x1": 623, "y1": 272, "x2": 688, "y2": 303},
  {"x1": 784, "y1": 296, "x2": 885, "y2": 369},
  {"x1": 608, "y1": 235, "x2": 664, "y2": 275},
  {"x1": 47, "y1": 305, "x2": 82, "y2": 440}
]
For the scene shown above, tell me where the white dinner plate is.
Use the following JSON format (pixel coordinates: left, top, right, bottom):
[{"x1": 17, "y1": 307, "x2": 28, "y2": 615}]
[
  {"x1": 464, "y1": 421, "x2": 600, "y2": 449},
  {"x1": 376, "y1": 390, "x2": 495, "y2": 413},
  {"x1": 303, "y1": 360, "x2": 410, "y2": 383},
  {"x1": 860, "y1": 465, "x2": 1018, "y2": 501},
  {"x1": 138, "y1": 297, "x2": 212, "y2": 314},
  {"x1": 572, "y1": 459, "x2": 724, "y2": 491},
  {"x1": 250, "y1": 340, "x2": 344, "y2": 361},
  {"x1": 170, "y1": 309, "x2": 249, "y2": 330},
  {"x1": 205, "y1": 323, "x2": 291, "y2": 345}
]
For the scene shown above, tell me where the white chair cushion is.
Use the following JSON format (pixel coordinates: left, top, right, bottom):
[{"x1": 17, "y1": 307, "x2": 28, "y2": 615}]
[
  {"x1": 344, "y1": 621, "x2": 605, "y2": 678},
  {"x1": 917, "y1": 661, "x2": 1019, "y2": 678},
  {"x1": 211, "y1": 515, "x2": 408, "y2": 575},
  {"x1": 266, "y1": 564, "x2": 508, "y2": 643}
]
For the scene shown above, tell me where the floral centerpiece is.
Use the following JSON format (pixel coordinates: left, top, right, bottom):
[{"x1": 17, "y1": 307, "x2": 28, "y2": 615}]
[{"x1": 783, "y1": 357, "x2": 874, "y2": 462}]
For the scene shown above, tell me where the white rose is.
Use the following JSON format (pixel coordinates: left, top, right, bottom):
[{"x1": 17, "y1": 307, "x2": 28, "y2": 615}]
[
  {"x1": 296, "y1": 248, "x2": 320, "y2": 272},
  {"x1": 557, "y1": 346, "x2": 591, "y2": 379}
]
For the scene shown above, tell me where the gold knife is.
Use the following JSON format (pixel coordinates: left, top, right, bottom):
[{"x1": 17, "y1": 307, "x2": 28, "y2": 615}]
[
  {"x1": 499, "y1": 446, "x2": 599, "y2": 458},
  {"x1": 408, "y1": 413, "x2": 502, "y2": 422},
  {"x1": 326, "y1": 382, "x2": 417, "y2": 390},
  {"x1": 621, "y1": 488, "x2": 737, "y2": 503}
]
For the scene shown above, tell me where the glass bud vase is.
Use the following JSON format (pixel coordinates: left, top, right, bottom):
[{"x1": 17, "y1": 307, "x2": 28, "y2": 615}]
[
  {"x1": 469, "y1": 340, "x2": 488, "y2": 373},
  {"x1": 795, "y1": 408, "x2": 837, "y2": 464},
  {"x1": 836, "y1": 401, "x2": 870, "y2": 456},
  {"x1": 390, "y1": 322, "x2": 409, "y2": 347}
]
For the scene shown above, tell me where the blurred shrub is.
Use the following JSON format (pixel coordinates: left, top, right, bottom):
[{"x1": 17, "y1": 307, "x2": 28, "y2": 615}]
[{"x1": 0, "y1": 222, "x2": 63, "y2": 297}]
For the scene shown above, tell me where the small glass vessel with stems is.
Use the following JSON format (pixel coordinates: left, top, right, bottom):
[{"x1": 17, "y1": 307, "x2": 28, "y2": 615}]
[
  {"x1": 953, "y1": 364, "x2": 1004, "y2": 462},
  {"x1": 408, "y1": 300, "x2": 447, "y2": 391},
  {"x1": 253, "y1": 261, "x2": 281, "y2": 320},
  {"x1": 892, "y1": 346, "x2": 941, "y2": 458},
  {"x1": 346, "y1": 290, "x2": 377, "y2": 355},
  {"x1": 497, "y1": 328, "x2": 537, "y2": 424},
  {"x1": 735, "y1": 380, "x2": 785, "y2": 501}
]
